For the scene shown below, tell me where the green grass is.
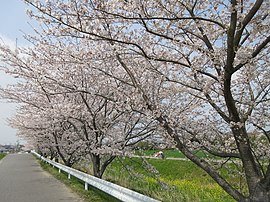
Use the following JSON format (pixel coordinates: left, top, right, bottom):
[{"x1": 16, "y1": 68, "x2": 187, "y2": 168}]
[
  {"x1": 0, "y1": 153, "x2": 7, "y2": 160},
  {"x1": 39, "y1": 161, "x2": 120, "y2": 202},
  {"x1": 37, "y1": 152, "x2": 239, "y2": 202},
  {"x1": 102, "y1": 157, "x2": 236, "y2": 202},
  {"x1": 135, "y1": 149, "x2": 213, "y2": 158}
]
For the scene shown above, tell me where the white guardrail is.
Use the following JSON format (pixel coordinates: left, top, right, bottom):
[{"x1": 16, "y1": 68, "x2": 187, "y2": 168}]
[{"x1": 31, "y1": 151, "x2": 160, "y2": 202}]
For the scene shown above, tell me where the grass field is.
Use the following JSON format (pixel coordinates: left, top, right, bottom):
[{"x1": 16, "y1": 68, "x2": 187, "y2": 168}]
[
  {"x1": 135, "y1": 149, "x2": 214, "y2": 158},
  {"x1": 0, "y1": 153, "x2": 7, "y2": 160},
  {"x1": 101, "y1": 157, "x2": 236, "y2": 202},
  {"x1": 38, "y1": 150, "x2": 238, "y2": 202}
]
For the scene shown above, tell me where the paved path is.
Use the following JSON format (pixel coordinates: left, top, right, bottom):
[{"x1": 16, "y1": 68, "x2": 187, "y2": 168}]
[{"x1": 0, "y1": 153, "x2": 85, "y2": 202}]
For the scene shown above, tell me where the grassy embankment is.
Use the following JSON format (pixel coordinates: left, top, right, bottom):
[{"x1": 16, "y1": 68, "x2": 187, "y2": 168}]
[
  {"x1": 102, "y1": 158, "x2": 236, "y2": 202},
  {"x1": 39, "y1": 149, "x2": 241, "y2": 202},
  {"x1": 136, "y1": 149, "x2": 216, "y2": 158},
  {"x1": 0, "y1": 153, "x2": 7, "y2": 160},
  {"x1": 75, "y1": 149, "x2": 238, "y2": 202}
]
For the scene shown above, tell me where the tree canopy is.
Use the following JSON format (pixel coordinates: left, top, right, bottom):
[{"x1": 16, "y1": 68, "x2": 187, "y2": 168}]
[{"x1": 0, "y1": 0, "x2": 269, "y2": 201}]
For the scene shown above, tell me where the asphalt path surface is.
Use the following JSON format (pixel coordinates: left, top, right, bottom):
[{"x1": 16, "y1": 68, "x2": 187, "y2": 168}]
[{"x1": 0, "y1": 153, "x2": 85, "y2": 202}]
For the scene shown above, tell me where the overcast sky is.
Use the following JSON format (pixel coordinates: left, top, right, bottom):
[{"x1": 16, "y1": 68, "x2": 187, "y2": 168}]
[{"x1": 0, "y1": 0, "x2": 34, "y2": 144}]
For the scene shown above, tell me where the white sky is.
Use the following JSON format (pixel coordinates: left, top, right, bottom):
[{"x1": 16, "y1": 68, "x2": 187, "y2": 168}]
[{"x1": 0, "y1": 0, "x2": 34, "y2": 144}]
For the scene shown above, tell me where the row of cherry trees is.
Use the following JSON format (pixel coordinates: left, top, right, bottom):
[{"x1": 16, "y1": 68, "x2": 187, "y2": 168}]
[
  {"x1": 0, "y1": 0, "x2": 269, "y2": 201},
  {"x1": 0, "y1": 34, "x2": 158, "y2": 178}
]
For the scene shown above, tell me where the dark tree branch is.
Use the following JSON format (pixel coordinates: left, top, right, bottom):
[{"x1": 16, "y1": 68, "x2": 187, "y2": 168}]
[{"x1": 234, "y1": 0, "x2": 264, "y2": 49}]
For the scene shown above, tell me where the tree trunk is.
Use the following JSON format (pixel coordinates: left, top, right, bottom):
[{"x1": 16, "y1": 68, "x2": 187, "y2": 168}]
[
  {"x1": 231, "y1": 126, "x2": 264, "y2": 194},
  {"x1": 248, "y1": 185, "x2": 270, "y2": 202},
  {"x1": 91, "y1": 153, "x2": 102, "y2": 178},
  {"x1": 223, "y1": 72, "x2": 263, "y2": 195}
]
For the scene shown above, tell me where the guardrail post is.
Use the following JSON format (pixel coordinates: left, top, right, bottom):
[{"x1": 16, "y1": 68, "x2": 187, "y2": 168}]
[
  {"x1": 68, "y1": 173, "x2": 71, "y2": 179},
  {"x1": 84, "y1": 182, "x2": 88, "y2": 190},
  {"x1": 58, "y1": 168, "x2": 61, "y2": 173}
]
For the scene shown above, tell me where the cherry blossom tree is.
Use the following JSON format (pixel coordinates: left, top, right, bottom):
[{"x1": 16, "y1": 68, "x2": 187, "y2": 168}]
[
  {"x1": 0, "y1": 34, "x2": 158, "y2": 177},
  {"x1": 0, "y1": 81, "x2": 87, "y2": 166},
  {"x1": 19, "y1": 0, "x2": 270, "y2": 201}
]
